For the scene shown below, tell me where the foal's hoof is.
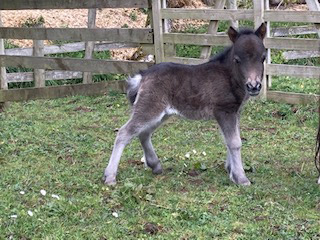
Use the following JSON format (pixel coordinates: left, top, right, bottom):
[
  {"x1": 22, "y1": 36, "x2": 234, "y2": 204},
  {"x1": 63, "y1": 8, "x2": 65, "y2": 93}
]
[
  {"x1": 103, "y1": 174, "x2": 117, "y2": 185},
  {"x1": 151, "y1": 163, "x2": 163, "y2": 175},
  {"x1": 104, "y1": 178, "x2": 117, "y2": 186},
  {"x1": 230, "y1": 174, "x2": 251, "y2": 186},
  {"x1": 240, "y1": 180, "x2": 251, "y2": 186}
]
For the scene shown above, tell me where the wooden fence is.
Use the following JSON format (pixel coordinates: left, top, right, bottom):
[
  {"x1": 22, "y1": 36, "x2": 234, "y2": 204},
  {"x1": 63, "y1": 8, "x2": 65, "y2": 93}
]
[
  {"x1": 0, "y1": 0, "x2": 155, "y2": 102},
  {"x1": 0, "y1": 0, "x2": 319, "y2": 105}
]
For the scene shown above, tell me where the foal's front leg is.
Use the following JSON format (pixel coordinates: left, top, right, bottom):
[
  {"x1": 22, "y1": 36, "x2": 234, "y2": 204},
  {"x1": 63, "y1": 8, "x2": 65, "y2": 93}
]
[{"x1": 216, "y1": 111, "x2": 250, "y2": 185}]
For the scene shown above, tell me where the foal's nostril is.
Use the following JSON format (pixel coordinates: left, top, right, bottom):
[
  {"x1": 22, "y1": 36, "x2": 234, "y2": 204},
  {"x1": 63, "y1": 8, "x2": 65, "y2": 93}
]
[
  {"x1": 246, "y1": 82, "x2": 261, "y2": 92},
  {"x1": 256, "y1": 83, "x2": 262, "y2": 91},
  {"x1": 246, "y1": 83, "x2": 253, "y2": 91}
]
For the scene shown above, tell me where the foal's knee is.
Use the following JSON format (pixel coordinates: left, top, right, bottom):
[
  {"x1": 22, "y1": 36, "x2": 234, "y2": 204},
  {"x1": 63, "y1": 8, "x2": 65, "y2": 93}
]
[
  {"x1": 227, "y1": 136, "x2": 242, "y2": 149},
  {"x1": 115, "y1": 125, "x2": 137, "y2": 145}
]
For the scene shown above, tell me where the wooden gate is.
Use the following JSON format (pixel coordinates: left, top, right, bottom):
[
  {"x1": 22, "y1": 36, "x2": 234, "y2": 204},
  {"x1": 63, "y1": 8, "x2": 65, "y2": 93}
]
[{"x1": 0, "y1": 0, "x2": 155, "y2": 102}]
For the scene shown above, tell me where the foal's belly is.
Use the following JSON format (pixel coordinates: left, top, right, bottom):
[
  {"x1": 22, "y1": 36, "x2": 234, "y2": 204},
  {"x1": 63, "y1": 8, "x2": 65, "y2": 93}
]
[{"x1": 166, "y1": 105, "x2": 215, "y2": 121}]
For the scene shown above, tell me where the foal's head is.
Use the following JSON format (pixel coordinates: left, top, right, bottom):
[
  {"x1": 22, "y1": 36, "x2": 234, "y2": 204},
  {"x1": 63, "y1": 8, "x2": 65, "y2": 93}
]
[{"x1": 228, "y1": 23, "x2": 267, "y2": 96}]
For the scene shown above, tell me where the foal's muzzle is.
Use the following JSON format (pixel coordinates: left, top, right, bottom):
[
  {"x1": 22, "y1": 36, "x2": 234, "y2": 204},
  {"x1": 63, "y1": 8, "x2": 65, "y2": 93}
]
[{"x1": 246, "y1": 82, "x2": 261, "y2": 96}]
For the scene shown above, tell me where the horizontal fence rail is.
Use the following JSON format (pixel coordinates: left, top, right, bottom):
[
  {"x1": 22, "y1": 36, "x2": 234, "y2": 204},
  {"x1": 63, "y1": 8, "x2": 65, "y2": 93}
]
[
  {"x1": 267, "y1": 91, "x2": 320, "y2": 105},
  {"x1": 282, "y1": 50, "x2": 320, "y2": 60},
  {"x1": 7, "y1": 71, "x2": 83, "y2": 83},
  {"x1": 164, "y1": 56, "x2": 207, "y2": 65},
  {"x1": 161, "y1": 9, "x2": 254, "y2": 20},
  {"x1": 264, "y1": 10, "x2": 320, "y2": 23},
  {"x1": 265, "y1": 37, "x2": 320, "y2": 51},
  {"x1": 0, "y1": 0, "x2": 149, "y2": 10},
  {"x1": 0, "y1": 28, "x2": 154, "y2": 43},
  {"x1": 271, "y1": 25, "x2": 318, "y2": 37},
  {"x1": 266, "y1": 64, "x2": 320, "y2": 79},
  {"x1": 161, "y1": 9, "x2": 320, "y2": 23},
  {"x1": 163, "y1": 33, "x2": 320, "y2": 51},
  {"x1": 5, "y1": 42, "x2": 154, "y2": 56},
  {"x1": 0, "y1": 81, "x2": 126, "y2": 102},
  {"x1": 163, "y1": 33, "x2": 230, "y2": 46},
  {"x1": 0, "y1": 55, "x2": 153, "y2": 74}
]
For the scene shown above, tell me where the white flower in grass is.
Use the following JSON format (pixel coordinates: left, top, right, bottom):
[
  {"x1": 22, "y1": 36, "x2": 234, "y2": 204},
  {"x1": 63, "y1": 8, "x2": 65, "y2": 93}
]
[
  {"x1": 40, "y1": 189, "x2": 47, "y2": 196},
  {"x1": 185, "y1": 153, "x2": 190, "y2": 159},
  {"x1": 192, "y1": 149, "x2": 197, "y2": 154},
  {"x1": 202, "y1": 151, "x2": 207, "y2": 156},
  {"x1": 10, "y1": 215, "x2": 18, "y2": 219},
  {"x1": 19, "y1": 191, "x2": 25, "y2": 195},
  {"x1": 27, "y1": 210, "x2": 33, "y2": 217},
  {"x1": 112, "y1": 212, "x2": 119, "y2": 218},
  {"x1": 51, "y1": 194, "x2": 60, "y2": 200}
]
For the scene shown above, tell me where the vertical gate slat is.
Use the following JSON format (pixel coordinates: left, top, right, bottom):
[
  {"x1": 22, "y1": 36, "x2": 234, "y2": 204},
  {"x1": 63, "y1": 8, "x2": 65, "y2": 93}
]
[
  {"x1": 305, "y1": 0, "x2": 320, "y2": 37},
  {"x1": 162, "y1": 0, "x2": 175, "y2": 58},
  {"x1": 265, "y1": 0, "x2": 272, "y2": 88},
  {"x1": 83, "y1": 8, "x2": 97, "y2": 84},
  {"x1": 33, "y1": 23, "x2": 45, "y2": 88},
  {"x1": 254, "y1": 0, "x2": 267, "y2": 99},
  {"x1": 199, "y1": 0, "x2": 226, "y2": 59},
  {"x1": 0, "y1": 11, "x2": 8, "y2": 109},
  {"x1": 226, "y1": 0, "x2": 238, "y2": 29},
  {"x1": 152, "y1": 0, "x2": 164, "y2": 63}
]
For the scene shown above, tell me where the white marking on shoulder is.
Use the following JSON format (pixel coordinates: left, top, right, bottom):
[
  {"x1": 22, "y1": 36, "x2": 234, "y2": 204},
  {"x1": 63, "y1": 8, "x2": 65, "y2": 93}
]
[
  {"x1": 166, "y1": 107, "x2": 180, "y2": 116},
  {"x1": 128, "y1": 74, "x2": 142, "y2": 89}
]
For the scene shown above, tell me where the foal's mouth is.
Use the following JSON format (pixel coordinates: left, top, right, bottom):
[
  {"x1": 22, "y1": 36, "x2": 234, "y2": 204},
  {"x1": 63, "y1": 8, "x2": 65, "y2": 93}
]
[{"x1": 248, "y1": 91, "x2": 260, "y2": 96}]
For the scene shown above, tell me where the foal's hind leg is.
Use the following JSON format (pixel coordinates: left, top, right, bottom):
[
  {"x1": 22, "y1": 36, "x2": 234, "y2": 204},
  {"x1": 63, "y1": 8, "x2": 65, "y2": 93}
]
[
  {"x1": 104, "y1": 110, "x2": 166, "y2": 185},
  {"x1": 139, "y1": 120, "x2": 166, "y2": 175},
  {"x1": 216, "y1": 111, "x2": 250, "y2": 186},
  {"x1": 103, "y1": 119, "x2": 139, "y2": 185}
]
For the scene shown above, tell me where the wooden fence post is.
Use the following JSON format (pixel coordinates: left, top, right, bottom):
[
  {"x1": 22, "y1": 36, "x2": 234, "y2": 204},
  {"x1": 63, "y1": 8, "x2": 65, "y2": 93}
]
[
  {"x1": 0, "y1": 11, "x2": 8, "y2": 110},
  {"x1": 226, "y1": 0, "x2": 239, "y2": 29},
  {"x1": 162, "y1": 0, "x2": 176, "y2": 59},
  {"x1": 33, "y1": 23, "x2": 45, "y2": 88},
  {"x1": 265, "y1": 0, "x2": 272, "y2": 88},
  {"x1": 83, "y1": 8, "x2": 97, "y2": 84},
  {"x1": 152, "y1": 0, "x2": 164, "y2": 63},
  {"x1": 253, "y1": 0, "x2": 267, "y2": 99},
  {"x1": 305, "y1": 0, "x2": 320, "y2": 37},
  {"x1": 200, "y1": 0, "x2": 226, "y2": 59}
]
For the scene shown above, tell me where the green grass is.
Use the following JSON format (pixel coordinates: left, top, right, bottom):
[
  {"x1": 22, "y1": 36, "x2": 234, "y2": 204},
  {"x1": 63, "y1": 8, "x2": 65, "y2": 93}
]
[
  {"x1": 270, "y1": 76, "x2": 319, "y2": 95},
  {"x1": 0, "y1": 93, "x2": 319, "y2": 239}
]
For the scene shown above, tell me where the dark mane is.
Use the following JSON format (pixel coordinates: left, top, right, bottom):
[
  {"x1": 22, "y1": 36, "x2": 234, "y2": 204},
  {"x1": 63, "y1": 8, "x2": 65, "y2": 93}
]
[
  {"x1": 209, "y1": 47, "x2": 232, "y2": 63},
  {"x1": 238, "y1": 28, "x2": 255, "y2": 35},
  {"x1": 209, "y1": 28, "x2": 256, "y2": 63}
]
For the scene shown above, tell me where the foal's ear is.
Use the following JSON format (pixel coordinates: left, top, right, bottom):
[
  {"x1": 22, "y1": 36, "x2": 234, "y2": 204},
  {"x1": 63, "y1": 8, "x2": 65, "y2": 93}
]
[
  {"x1": 227, "y1": 26, "x2": 238, "y2": 43},
  {"x1": 255, "y1": 23, "x2": 266, "y2": 40}
]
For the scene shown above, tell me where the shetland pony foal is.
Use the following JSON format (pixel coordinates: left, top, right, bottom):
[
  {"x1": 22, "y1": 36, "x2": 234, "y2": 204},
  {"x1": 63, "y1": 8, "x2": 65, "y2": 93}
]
[{"x1": 104, "y1": 23, "x2": 267, "y2": 186}]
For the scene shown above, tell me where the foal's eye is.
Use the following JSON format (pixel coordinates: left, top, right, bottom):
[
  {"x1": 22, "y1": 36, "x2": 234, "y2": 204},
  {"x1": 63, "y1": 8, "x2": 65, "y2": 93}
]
[{"x1": 234, "y1": 56, "x2": 241, "y2": 64}]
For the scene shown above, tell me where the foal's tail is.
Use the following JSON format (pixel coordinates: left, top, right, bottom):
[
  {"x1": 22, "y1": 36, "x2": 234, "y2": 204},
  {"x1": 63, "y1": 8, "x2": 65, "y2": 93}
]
[{"x1": 127, "y1": 73, "x2": 142, "y2": 105}]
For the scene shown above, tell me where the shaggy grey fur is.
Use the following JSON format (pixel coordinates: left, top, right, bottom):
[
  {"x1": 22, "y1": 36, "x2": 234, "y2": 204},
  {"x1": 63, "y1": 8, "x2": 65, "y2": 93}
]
[{"x1": 104, "y1": 23, "x2": 267, "y2": 186}]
